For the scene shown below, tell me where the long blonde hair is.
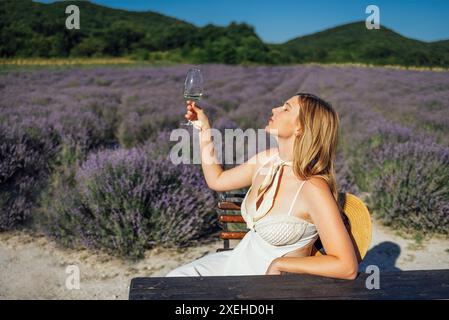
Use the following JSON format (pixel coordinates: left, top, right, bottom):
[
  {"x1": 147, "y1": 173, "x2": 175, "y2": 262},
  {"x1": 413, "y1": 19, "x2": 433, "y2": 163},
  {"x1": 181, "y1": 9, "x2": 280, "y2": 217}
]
[{"x1": 292, "y1": 93, "x2": 340, "y2": 203}]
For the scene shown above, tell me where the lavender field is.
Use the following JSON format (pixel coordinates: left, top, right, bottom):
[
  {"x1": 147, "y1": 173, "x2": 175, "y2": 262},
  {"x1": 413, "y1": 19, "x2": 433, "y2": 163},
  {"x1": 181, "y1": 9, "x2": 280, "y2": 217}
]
[{"x1": 1, "y1": 64, "x2": 448, "y2": 259}]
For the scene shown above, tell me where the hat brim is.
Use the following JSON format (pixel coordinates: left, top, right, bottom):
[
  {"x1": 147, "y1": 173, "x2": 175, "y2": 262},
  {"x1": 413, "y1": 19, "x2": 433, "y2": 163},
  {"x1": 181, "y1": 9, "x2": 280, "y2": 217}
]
[{"x1": 313, "y1": 193, "x2": 372, "y2": 263}]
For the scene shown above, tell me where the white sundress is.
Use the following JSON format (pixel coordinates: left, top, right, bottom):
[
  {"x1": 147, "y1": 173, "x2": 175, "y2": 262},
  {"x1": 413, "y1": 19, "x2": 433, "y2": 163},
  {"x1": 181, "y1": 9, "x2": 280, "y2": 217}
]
[{"x1": 166, "y1": 153, "x2": 319, "y2": 277}]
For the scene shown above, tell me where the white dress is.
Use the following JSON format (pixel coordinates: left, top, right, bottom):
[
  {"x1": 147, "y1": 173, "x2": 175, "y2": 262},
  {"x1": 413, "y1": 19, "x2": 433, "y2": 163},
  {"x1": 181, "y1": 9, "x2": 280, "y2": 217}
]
[{"x1": 166, "y1": 153, "x2": 318, "y2": 277}]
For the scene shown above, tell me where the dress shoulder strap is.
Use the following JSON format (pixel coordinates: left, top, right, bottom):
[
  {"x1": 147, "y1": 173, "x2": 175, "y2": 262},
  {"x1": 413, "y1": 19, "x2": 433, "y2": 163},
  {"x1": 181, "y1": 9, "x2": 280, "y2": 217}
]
[{"x1": 287, "y1": 180, "x2": 307, "y2": 216}]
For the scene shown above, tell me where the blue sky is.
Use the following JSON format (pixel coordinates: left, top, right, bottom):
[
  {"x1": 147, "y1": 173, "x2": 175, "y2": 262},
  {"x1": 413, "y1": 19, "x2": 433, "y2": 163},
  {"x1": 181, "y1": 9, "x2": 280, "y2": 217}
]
[{"x1": 38, "y1": 0, "x2": 449, "y2": 43}]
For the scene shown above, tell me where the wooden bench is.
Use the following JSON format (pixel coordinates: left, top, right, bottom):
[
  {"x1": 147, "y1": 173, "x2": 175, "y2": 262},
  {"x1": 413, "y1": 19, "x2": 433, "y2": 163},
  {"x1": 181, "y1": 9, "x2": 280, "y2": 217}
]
[{"x1": 129, "y1": 269, "x2": 449, "y2": 300}]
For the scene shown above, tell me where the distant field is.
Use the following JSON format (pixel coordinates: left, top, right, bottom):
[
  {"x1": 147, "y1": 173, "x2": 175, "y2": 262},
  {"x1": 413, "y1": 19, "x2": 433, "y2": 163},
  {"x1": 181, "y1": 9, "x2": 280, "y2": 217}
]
[
  {"x1": 1, "y1": 58, "x2": 448, "y2": 71},
  {"x1": 0, "y1": 57, "x2": 135, "y2": 65}
]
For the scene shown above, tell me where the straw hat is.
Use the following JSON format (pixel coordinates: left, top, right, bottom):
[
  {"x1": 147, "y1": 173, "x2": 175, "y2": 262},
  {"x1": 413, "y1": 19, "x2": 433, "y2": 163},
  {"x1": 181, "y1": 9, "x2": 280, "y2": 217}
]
[{"x1": 312, "y1": 192, "x2": 372, "y2": 263}]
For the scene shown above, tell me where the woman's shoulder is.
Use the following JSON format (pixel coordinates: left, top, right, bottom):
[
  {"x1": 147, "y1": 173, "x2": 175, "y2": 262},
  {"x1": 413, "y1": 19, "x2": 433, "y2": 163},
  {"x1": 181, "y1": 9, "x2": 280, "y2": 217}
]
[
  {"x1": 307, "y1": 175, "x2": 328, "y2": 188},
  {"x1": 302, "y1": 176, "x2": 332, "y2": 199}
]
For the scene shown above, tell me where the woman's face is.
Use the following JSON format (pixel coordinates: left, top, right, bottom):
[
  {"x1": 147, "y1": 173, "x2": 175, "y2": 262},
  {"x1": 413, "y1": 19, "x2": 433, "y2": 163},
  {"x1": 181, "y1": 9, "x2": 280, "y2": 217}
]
[{"x1": 265, "y1": 96, "x2": 301, "y2": 138}]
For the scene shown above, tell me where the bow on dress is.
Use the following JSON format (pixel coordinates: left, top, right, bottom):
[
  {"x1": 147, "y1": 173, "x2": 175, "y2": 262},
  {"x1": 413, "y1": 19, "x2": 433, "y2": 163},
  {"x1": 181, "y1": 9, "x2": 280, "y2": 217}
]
[{"x1": 245, "y1": 154, "x2": 293, "y2": 230}]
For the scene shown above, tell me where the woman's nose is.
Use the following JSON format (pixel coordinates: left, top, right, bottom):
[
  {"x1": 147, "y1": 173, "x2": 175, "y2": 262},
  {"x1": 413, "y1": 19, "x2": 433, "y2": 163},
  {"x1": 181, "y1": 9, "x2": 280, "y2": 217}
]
[{"x1": 272, "y1": 106, "x2": 281, "y2": 113}]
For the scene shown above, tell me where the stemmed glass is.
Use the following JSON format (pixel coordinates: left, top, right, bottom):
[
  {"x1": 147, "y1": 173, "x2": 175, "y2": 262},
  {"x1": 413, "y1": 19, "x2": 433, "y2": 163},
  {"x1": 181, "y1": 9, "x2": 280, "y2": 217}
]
[{"x1": 181, "y1": 68, "x2": 204, "y2": 126}]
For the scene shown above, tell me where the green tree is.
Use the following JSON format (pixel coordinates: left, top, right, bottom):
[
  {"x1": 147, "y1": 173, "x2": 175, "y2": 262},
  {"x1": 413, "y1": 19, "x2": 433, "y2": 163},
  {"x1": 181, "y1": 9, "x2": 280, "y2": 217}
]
[{"x1": 236, "y1": 36, "x2": 268, "y2": 63}]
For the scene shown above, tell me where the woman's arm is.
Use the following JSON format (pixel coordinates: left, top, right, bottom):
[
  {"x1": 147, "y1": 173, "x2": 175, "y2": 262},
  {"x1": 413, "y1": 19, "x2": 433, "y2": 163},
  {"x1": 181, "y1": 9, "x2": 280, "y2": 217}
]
[
  {"x1": 266, "y1": 177, "x2": 359, "y2": 280},
  {"x1": 186, "y1": 101, "x2": 277, "y2": 192}
]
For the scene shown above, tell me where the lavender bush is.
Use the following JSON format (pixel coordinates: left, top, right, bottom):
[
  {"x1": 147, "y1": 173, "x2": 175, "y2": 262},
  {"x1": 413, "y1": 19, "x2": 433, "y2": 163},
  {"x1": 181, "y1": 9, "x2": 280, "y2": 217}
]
[
  {"x1": 0, "y1": 121, "x2": 60, "y2": 230},
  {"x1": 41, "y1": 142, "x2": 218, "y2": 259},
  {"x1": 368, "y1": 140, "x2": 449, "y2": 233}
]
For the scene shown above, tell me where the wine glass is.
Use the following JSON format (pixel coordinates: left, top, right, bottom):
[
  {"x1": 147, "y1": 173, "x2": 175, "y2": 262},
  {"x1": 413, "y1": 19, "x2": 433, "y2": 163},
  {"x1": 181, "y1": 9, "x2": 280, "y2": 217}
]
[{"x1": 181, "y1": 68, "x2": 204, "y2": 126}]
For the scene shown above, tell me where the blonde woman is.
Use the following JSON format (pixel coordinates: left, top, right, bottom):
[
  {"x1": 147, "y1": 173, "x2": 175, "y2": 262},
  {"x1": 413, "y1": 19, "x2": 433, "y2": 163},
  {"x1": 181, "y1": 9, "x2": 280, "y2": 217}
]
[{"x1": 166, "y1": 93, "x2": 358, "y2": 280}]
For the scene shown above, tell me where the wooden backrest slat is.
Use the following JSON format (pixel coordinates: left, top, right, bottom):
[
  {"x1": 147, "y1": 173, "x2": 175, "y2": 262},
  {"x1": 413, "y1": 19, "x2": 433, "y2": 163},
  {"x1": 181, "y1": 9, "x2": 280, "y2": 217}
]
[
  {"x1": 219, "y1": 215, "x2": 246, "y2": 223},
  {"x1": 218, "y1": 201, "x2": 241, "y2": 210},
  {"x1": 220, "y1": 231, "x2": 247, "y2": 240}
]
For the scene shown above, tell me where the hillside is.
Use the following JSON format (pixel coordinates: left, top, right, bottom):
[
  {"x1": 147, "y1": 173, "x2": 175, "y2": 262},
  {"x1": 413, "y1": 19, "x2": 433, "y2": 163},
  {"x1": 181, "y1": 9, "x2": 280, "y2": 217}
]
[
  {"x1": 0, "y1": 0, "x2": 448, "y2": 67},
  {"x1": 281, "y1": 21, "x2": 449, "y2": 67}
]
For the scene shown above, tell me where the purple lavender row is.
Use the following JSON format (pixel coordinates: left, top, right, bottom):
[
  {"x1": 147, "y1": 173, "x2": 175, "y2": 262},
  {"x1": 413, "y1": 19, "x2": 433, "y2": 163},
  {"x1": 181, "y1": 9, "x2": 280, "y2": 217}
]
[{"x1": 1, "y1": 65, "x2": 448, "y2": 257}]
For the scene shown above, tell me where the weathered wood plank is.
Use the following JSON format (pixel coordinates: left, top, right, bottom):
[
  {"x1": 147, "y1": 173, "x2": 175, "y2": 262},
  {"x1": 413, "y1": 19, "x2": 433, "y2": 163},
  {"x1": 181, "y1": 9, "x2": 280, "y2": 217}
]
[
  {"x1": 220, "y1": 231, "x2": 247, "y2": 240},
  {"x1": 129, "y1": 269, "x2": 449, "y2": 300},
  {"x1": 219, "y1": 215, "x2": 246, "y2": 223},
  {"x1": 218, "y1": 201, "x2": 241, "y2": 210}
]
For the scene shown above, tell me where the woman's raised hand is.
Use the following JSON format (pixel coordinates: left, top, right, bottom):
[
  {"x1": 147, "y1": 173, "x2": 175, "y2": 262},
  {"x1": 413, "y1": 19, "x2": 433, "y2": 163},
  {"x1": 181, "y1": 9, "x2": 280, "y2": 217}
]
[{"x1": 185, "y1": 100, "x2": 211, "y2": 131}]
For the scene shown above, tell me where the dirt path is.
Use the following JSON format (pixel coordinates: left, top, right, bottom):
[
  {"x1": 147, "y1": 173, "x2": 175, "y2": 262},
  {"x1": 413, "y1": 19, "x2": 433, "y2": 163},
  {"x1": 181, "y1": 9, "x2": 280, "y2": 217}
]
[
  {"x1": 0, "y1": 231, "x2": 222, "y2": 300},
  {"x1": 0, "y1": 219, "x2": 448, "y2": 299}
]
